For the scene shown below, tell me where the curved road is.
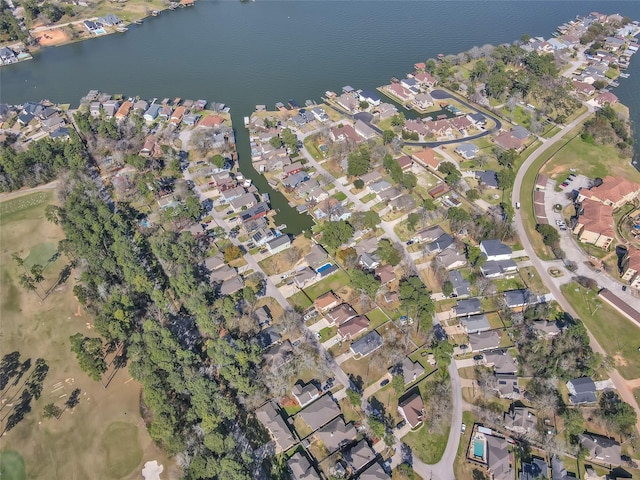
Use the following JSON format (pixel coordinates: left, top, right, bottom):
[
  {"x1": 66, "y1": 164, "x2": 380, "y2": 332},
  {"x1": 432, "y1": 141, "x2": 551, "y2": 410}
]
[{"x1": 511, "y1": 107, "x2": 640, "y2": 435}]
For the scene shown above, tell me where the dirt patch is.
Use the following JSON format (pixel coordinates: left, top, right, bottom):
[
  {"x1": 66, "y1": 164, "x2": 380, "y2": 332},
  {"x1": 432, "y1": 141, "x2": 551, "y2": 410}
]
[
  {"x1": 35, "y1": 29, "x2": 70, "y2": 46},
  {"x1": 614, "y1": 353, "x2": 628, "y2": 367}
]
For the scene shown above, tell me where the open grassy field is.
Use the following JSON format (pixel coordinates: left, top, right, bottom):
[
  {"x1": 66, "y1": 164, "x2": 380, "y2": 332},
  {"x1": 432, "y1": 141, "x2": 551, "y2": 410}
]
[
  {"x1": 0, "y1": 191, "x2": 171, "y2": 480},
  {"x1": 561, "y1": 283, "x2": 640, "y2": 380}
]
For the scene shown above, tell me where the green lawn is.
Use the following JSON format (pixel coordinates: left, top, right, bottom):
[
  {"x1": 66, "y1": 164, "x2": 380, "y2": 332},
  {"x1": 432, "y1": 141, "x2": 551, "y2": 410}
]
[
  {"x1": 288, "y1": 290, "x2": 312, "y2": 311},
  {"x1": 303, "y1": 269, "x2": 350, "y2": 300},
  {"x1": 319, "y1": 326, "x2": 338, "y2": 342},
  {"x1": 403, "y1": 425, "x2": 450, "y2": 465},
  {"x1": 0, "y1": 451, "x2": 26, "y2": 480},
  {"x1": 367, "y1": 307, "x2": 389, "y2": 330},
  {"x1": 333, "y1": 191, "x2": 347, "y2": 202},
  {"x1": 561, "y1": 282, "x2": 640, "y2": 380},
  {"x1": 101, "y1": 422, "x2": 143, "y2": 479},
  {"x1": 360, "y1": 192, "x2": 376, "y2": 203}
]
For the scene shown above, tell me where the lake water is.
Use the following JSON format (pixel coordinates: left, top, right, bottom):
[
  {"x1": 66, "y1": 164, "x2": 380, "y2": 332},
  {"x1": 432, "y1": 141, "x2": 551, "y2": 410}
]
[{"x1": 1, "y1": 0, "x2": 639, "y2": 233}]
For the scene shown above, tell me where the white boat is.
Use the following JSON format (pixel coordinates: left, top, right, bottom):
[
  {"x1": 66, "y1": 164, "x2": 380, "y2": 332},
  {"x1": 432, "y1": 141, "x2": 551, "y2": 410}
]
[{"x1": 243, "y1": 116, "x2": 249, "y2": 127}]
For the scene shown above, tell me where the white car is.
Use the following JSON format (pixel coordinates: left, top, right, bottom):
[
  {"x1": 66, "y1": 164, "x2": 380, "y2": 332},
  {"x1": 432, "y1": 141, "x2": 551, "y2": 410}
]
[{"x1": 461, "y1": 423, "x2": 466, "y2": 433}]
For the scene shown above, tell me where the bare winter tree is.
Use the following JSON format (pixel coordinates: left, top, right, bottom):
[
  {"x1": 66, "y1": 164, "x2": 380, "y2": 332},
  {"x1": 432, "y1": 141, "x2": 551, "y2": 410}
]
[{"x1": 284, "y1": 246, "x2": 302, "y2": 266}]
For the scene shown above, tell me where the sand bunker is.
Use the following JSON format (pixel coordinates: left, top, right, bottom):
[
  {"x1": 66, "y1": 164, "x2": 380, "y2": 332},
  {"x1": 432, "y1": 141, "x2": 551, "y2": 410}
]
[
  {"x1": 142, "y1": 460, "x2": 164, "y2": 480},
  {"x1": 36, "y1": 29, "x2": 69, "y2": 46}
]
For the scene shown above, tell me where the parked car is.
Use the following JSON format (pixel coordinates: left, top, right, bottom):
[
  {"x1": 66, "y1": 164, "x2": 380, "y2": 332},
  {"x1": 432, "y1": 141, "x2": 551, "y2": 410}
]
[
  {"x1": 380, "y1": 379, "x2": 390, "y2": 387},
  {"x1": 461, "y1": 423, "x2": 467, "y2": 433},
  {"x1": 473, "y1": 355, "x2": 484, "y2": 361},
  {"x1": 406, "y1": 240, "x2": 415, "y2": 245},
  {"x1": 396, "y1": 420, "x2": 406, "y2": 430},
  {"x1": 226, "y1": 210, "x2": 233, "y2": 215}
]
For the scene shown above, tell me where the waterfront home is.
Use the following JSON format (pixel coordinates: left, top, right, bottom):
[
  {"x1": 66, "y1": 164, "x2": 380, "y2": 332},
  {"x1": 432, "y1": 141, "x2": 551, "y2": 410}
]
[
  {"x1": 143, "y1": 104, "x2": 161, "y2": 122},
  {"x1": 578, "y1": 176, "x2": 640, "y2": 209},
  {"x1": 251, "y1": 227, "x2": 275, "y2": 247},
  {"x1": 0, "y1": 47, "x2": 17, "y2": 64},
  {"x1": 256, "y1": 402, "x2": 296, "y2": 453},
  {"x1": 354, "y1": 119, "x2": 377, "y2": 140},
  {"x1": 283, "y1": 172, "x2": 309, "y2": 189},
  {"x1": 89, "y1": 102, "x2": 102, "y2": 118},
  {"x1": 400, "y1": 77, "x2": 419, "y2": 91},
  {"x1": 414, "y1": 71, "x2": 437, "y2": 88},
  {"x1": 413, "y1": 92, "x2": 434, "y2": 109},
  {"x1": 83, "y1": 20, "x2": 102, "y2": 34},
  {"x1": 315, "y1": 417, "x2": 357, "y2": 454},
  {"x1": 336, "y1": 93, "x2": 358, "y2": 113},
  {"x1": 455, "y1": 143, "x2": 479, "y2": 159},
  {"x1": 170, "y1": 106, "x2": 186, "y2": 124},
  {"x1": 376, "y1": 102, "x2": 398, "y2": 119},
  {"x1": 594, "y1": 91, "x2": 619, "y2": 107},
  {"x1": 102, "y1": 99, "x2": 120, "y2": 118},
  {"x1": 287, "y1": 452, "x2": 321, "y2": 480},
  {"x1": 359, "y1": 89, "x2": 381, "y2": 106},
  {"x1": 115, "y1": 101, "x2": 133, "y2": 120},
  {"x1": 183, "y1": 113, "x2": 200, "y2": 126},
  {"x1": 199, "y1": 115, "x2": 225, "y2": 128},
  {"x1": 97, "y1": 13, "x2": 122, "y2": 26},
  {"x1": 296, "y1": 179, "x2": 320, "y2": 197},
  {"x1": 159, "y1": 105, "x2": 173, "y2": 120},
  {"x1": 266, "y1": 235, "x2": 291, "y2": 255},
  {"x1": 307, "y1": 187, "x2": 329, "y2": 203},
  {"x1": 310, "y1": 107, "x2": 329, "y2": 122},
  {"x1": 386, "y1": 83, "x2": 414, "y2": 102},
  {"x1": 398, "y1": 392, "x2": 425, "y2": 428},
  {"x1": 133, "y1": 99, "x2": 148, "y2": 113},
  {"x1": 283, "y1": 161, "x2": 303, "y2": 176},
  {"x1": 239, "y1": 202, "x2": 269, "y2": 223},
  {"x1": 330, "y1": 124, "x2": 360, "y2": 143}
]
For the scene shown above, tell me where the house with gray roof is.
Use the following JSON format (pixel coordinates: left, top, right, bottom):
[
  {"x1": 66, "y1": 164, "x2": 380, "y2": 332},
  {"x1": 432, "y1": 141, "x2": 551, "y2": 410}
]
[
  {"x1": 220, "y1": 276, "x2": 243, "y2": 295},
  {"x1": 209, "y1": 264, "x2": 236, "y2": 283},
  {"x1": 287, "y1": 452, "x2": 321, "y2": 480},
  {"x1": 306, "y1": 244, "x2": 329, "y2": 268},
  {"x1": 401, "y1": 357, "x2": 425, "y2": 385},
  {"x1": 566, "y1": 377, "x2": 596, "y2": 404},
  {"x1": 504, "y1": 289, "x2": 540, "y2": 309},
  {"x1": 326, "y1": 304, "x2": 357, "y2": 325},
  {"x1": 255, "y1": 402, "x2": 296, "y2": 453},
  {"x1": 449, "y1": 270, "x2": 470, "y2": 297},
  {"x1": 469, "y1": 330, "x2": 501, "y2": 352},
  {"x1": 368, "y1": 180, "x2": 392, "y2": 194},
  {"x1": 455, "y1": 142, "x2": 479, "y2": 159},
  {"x1": 485, "y1": 350, "x2": 518, "y2": 375},
  {"x1": 345, "y1": 439, "x2": 376, "y2": 473},
  {"x1": 355, "y1": 119, "x2": 377, "y2": 140},
  {"x1": 359, "y1": 252, "x2": 381, "y2": 270},
  {"x1": 426, "y1": 233, "x2": 454, "y2": 254},
  {"x1": 315, "y1": 417, "x2": 356, "y2": 453},
  {"x1": 413, "y1": 225, "x2": 446, "y2": 243},
  {"x1": 359, "y1": 462, "x2": 390, "y2": 480},
  {"x1": 520, "y1": 457, "x2": 548, "y2": 480},
  {"x1": 532, "y1": 320, "x2": 562, "y2": 337},
  {"x1": 551, "y1": 456, "x2": 575, "y2": 480},
  {"x1": 437, "y1": 246, "x2": 467, "y2": 270},
  {"x1": 455, "y1": 298, "x2": 482, "y2": 317},
  {"x1": 578, "y1": 433, "x2": 621, "y2": 466},
  {"x1": 264, "y1": 340, "x2": 293, "y2": 369},
  {"x1": 298, "y1": 394, "x2": 340, "y2": 431},
  {"x1": 266, "y1": 235, "x2": 291, "y2": 255},
  {"x1": 511, "y1": 125, "x2": 530, "y2": 140},
  {"x1": 230, "y1": 193, "x2": 257, "y2": 211},
  {"x1": 294, "y1": 267, "x2": 317, "y2": 287},
  {"x1": 359, "y1": 170, "x2": 383, "y2": 185},
  {"x1": 253, "y1": 306, "x2": 271, "y2": 328},
  {"x1": 496, "y1": 375, "x2": 521, "y2": 399},
  {"x1": 461, "y1": 314, "x2": 491, "y2": 333},
  {"x1": 350, "y1": 330, "x2": 383, "y2": 357},
  {"x1": 476, "y1": 170, "x2": 499, "y2": 189},
  {"x1": 481, "y1": 259, "x2": 518, "y2": 278},
  {"x1": 480, "y1": 240, "x2": 513, "y2": 261},
  {"x1": 257, "y1": 327, "x2": 281, "y2": 349},
  {"x1": 292, "y1": 381, "x2": 320, "y2": 408},
  {"x1": 505, "y1": 406, "x2": 537, "y2": 435},
  {"x1": 486, "y1": 435, "x2": 513, "y2": 480}
]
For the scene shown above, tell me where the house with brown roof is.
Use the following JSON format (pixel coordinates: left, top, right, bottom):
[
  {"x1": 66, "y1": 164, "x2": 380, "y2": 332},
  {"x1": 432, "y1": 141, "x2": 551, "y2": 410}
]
[
  {"x1": 400, "y1": 357, "x2": 425, "y2": 385},
  {"x1": 595, "y1": 91, "x2": 618, "y2": 107},
  {"x1": 255, "y1": 402, "x2": 296, "y2": 453},
  {"x1": 411, "y1": 148, "x2": 440, "y2": 170},
  {"x1": 451, "y1": 115, "x2": 473, "y2": 132},
  {"x1": 139, "y1": 135, "x2": 162, "y2": 158},
  {"x1": 424, "y1": 119, "x2": 453, "y2": 137},
  {"x1": 398, "y1": 392, "x2": 425, "y2": 428},
  {"x1": 386, "y1": 83, "x2": 414, "y2": 102},
  {"x1": 314, "y1": 291, "x2": 341, "y2": 313},
  {"x1": 404, "y1": 119, "x2": 427, "y2": 136},
  {"x1": 493, "y1": 130, "x2": 526, "y2": 151},
  {"x1": 577, "y1": 176, "x2": 640, "y2": 209},
  {"x1": 315, "y1": 417, "x2": 357, "y2": 453},
  {"x1": 198, "y1": 115, "x2": 225, "y2": 128},
  {"x1": 573, "y1": 198, "x2": 615, "y2": 250},
  {"x1": 338, "y1": 315, "x2": 370, "y2": 340},
  {"x1": 325, "y1": 303, "x2": 357, "y2": 325},
  {"x1": 396, "y1": 155, "x2": 413, "y2": 171},
  {"x1": 573, "y1": 81, "x2": 596, "y2": 96},
  {"x1": 621, "y1": 248, "x2": 640, "y2": 284},
  {"x1": 336, "y1": 93, "x2": 358, "y2": 112},
  {"x1": 330, "y1": 124, "x2": 360, "y2": 143},
  {"x1": 414, "y1": 71, "x2": 437, "y2": 88},
  {"x1": 170, "y1": 106, "x2": 186, "y2": 124},
  {"x1": 115, "y1": 101, "x2": 133, "y2": 120},
  {"x1": 375, "y1": 264, "x2": 397, "y2": 286},
  {"x1": 344, "y1": 439, "x2": 376, "y2": 474},
  {"x1": 287, "y1": 452, "x2": 321, "y2": 480},
  {"x1": 297, "y1": 394, "x2": 341, "y2": 432}
]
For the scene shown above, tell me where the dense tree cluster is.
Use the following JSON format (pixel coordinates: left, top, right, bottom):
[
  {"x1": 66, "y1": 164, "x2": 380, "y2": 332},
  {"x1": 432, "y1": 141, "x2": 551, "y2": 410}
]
[
  {"x1": 0, "y1": 1, "x2": 27, "y2": 42},
  {"x1": 582, "y1": 104, "x2": 634, "y2": 153}
]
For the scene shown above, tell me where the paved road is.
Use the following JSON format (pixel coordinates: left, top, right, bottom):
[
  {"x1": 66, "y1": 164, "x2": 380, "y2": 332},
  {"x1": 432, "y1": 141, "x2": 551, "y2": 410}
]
[{"x1": 511, "y1": 107, "x2": 640, "y2": 435}]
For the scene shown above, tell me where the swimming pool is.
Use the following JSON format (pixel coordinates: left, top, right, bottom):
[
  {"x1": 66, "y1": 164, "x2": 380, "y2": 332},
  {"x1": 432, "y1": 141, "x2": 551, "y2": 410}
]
[
  {"x1": 316, "y1": 262, "x2": 333, "y2": 273},
  {"x1": 473, "y1": 438, "x2": 485, "y2": 459}
]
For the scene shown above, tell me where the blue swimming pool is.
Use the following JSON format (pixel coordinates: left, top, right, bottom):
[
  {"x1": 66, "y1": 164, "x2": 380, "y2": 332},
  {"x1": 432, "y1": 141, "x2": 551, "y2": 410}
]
[
  {"x1": 473, "y1": 438, "x2": 485, "y2": 458},
  {"x1": 316, "y1": 262, "x2": 333, "y2": 273}
]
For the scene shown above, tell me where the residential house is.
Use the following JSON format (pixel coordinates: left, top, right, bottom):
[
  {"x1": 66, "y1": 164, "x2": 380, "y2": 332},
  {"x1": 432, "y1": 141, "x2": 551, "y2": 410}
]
[
  {"x1": 306, "y1": 244, "x2": 329, "y2": 268},
  {"x1": 209, "y1": 264, "x2": 236, "y2": 284},
  {"x1": 326, "y1": 304, "x2": 357, "y2": 325},
  {"x1": 437, "y1": 246, "x2": 467, "y2": 270},
  {"x1": 359, "y1": 252, "x2": 381, "y2": 270},
  {"x1": 486, "y1": 435, "x2": 513, "y2": 480},
  {"x1": 183, "y1": 113, "x2": 200, "y2": 126},
  {"x1": 494, "y1": 130, "x2": 526, "y2": 150},
  {"x1": 115, "y1": 101, "x2": 133, "y2": 120},
  {"x1": 551, "y1": 456, "x2": 576, "y2": 480},
  {"x1": 283, "y1": 172, "x2": 310, "y2": 189},
  {"x1": 461, "y1": 314, "x2": 491, "y2": 334},
  {"x1": 386, "y1": 83, "x2": 415, "y2": 102},
  {"x1": 314, "y1": 293, "x2": 341, "y2": 315},
  {"x1": 521, "y1": 458, "x2": 548, "y2": 480},
  {"x1": 468, "y1": 113, "x2": 487, "y2": 128},
  {"x1": 413, "y1": 225, "x2": 445, "y2": 243},
  {"x1": 345, "y1": 440, "x2": 376, "y2": 474},
  {"x1": 311, "y1": 107, "x2": 329, "y2": 122},
  {"x1": 338, "y1": 315, "x2": 369, "y2": 340},
  {"x1": 315, "y1": 417, "x2": 357, "y2": 453},
  {"x1": 143, "y1": 104, "x2": 161, "y2": 122},
  {"x1": 292, "y1": 381, "x2": 320, "y2": 408},
  {"x1": 284, "y1": 161, "x2": 304, "y2": 176},
  {"x1": 532, "y1": 320, "x2": 562, "y2": 337},
  {"x1": 264, "y1": 340, "x2": 293, "y2": 369},
  {"x1": 359, "y1": 90, "x2": 381, "y2": 106},
  {"x1": 294, "y1": 267, "x2": 317, "y2": 287},
  {"x1": 404, "y1": 119, "x2": 427, "y2": 136},
  {"x1": 199, "y1": 115, "x2": 225, "y2": 128},
  {"x1": 396, "y1": 155, "x2": 413, "y2": 171},
  {"x1": 139, "y1": 135, "x2": 161, "y2": 157},
  {"x1": 350, "y1": 330, "x2": 383, "y2": 357},
  {"x1": 451, "y1": 115, "x2": 473, "y2": 133},
  {"x1": 359, "y1": 463, "x2": 390, "y2": 480},
  {"x1": 336, "y1": 93, "x2": 358, "y2": 112},
  {"x1": 287, "y1": 452, "x2": 321, "y2": 480},
  {"x1": 398, "y1": 392, "x2": 425, "y2": 428},
  {"x1": 378, "y1": 186, "x2": 402, "y2": 202},
  {"x1": 414, "y1": 71, "x2": 437, "y2": 87},
  {"x1": 97, "y1": 13, "x2": 121, "y2": 25},
  {"x1": 481, "y1": 259, "x2": 518, "y2": 279},
  {"x1": 240, "y1": 202, "x2": 269, "y2": 223},
  {"x1": 50, "y1": 127, "x2": 70, "y2": 140},
  {"x1": 251, "y1": 227, "x2": 275, "y2": 247},
  {"x1": 401, "y1": 357, "x2": 425, "y2": 385},
  {"x1": 455, "y1": 143, "x2": 479, "y2": 160},
  {"x1": 89, "y1": 102, "x2": 102, "y2": 118},
  {"x1": 330, "y1": 124, "x2": 360, "y2": 143},
  {"x1": 376, "y1": 102, "x2": 398, "y2": 120},
  {"x1": 573, "y1": 81, "x2": 596, "y2": 96},
  {"x1": 455, "y1": 298, "x2": 482, "y2": 317},
  {"x1": 41, "y1": 113, "x2": 65, "y2": 132},
  {"x1": 449, "y1": 270, "x2": 470, "y2": 297},
  {"x1": 266, "y1": 235, "x2": 291, "y2": 255},
  {"x1": 469, "y1": 330, "x2": 501, "y2": 352},
  {"x1": 567, "y1": 377, "x2": 597, "y2": 404},
  {"x1": 620, "y1": 247, "x2": 640, "y2": 284},
  {"x1": 220, "y1": 276, "x2": 244, "y2": 295},
  {"x1": 253, "y1": 306, "x2": 272, "y2": 328},
  {"x1": 573, "y1": 199, "x2": 615, "y2": 250},
  {"x1": 255, "y1": 402, "x2": 296, "y2": 453},
  {"x1": 476, "y1": 170, "x2": 499, "y2": 189},
  {"x1": 221, "y1": 186, "x2": 246, "y2": 203},
  {"x1": 354, "y1": 119, "x2": 377, "y2": 140},
  {"x1": 577, "y1": 176, "x2": 640, "y2": 209},
  {"x1": 133, "y1": 100, "x2": 148, "y2": 113},
  {"x1": 485, "y1": 350, "x2": 518, "y2": 375},
  {"x1": 297, "y1": 394, "x2": 341, "y2": 431},
  {"x1": 504, "y1": 289, "x2": 540, "y2": 309},
  {"x1": 83, "y1": 20, "x2": 101, "y2": 34},
  {"x1": 102, "y1": 99, "x2": 120, "y2": 118},
  {"x1": 411, "y1": 148, "x2": 440, "y2": 170},
  {"x1": 424, "y1": 119, "x2": 453, "y2": 137},
  {"x1": 170, "y1": 106, "x2": 186, "y2": 124},
  {"x1": 504, "y1": 406, "x2": 537, "y2": 435},
  {"x1": 496, "y1": 375, "x2": 522, "y2": 399},
  {"x1": 426, "y1": 233, "x2": 454, "y2": 254},
  {"x1": 595, "y1": 91, "x2": 619, "y2": 107},
  {"x1": 375, "y1": 264, "x2": 396, "y2": 286},
  {"x1": 230, "y1": 193, "x2": 257, "y2": 211},
  {"x1": 578, "y1": 433, "x2": 621, "y2": 466}
]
